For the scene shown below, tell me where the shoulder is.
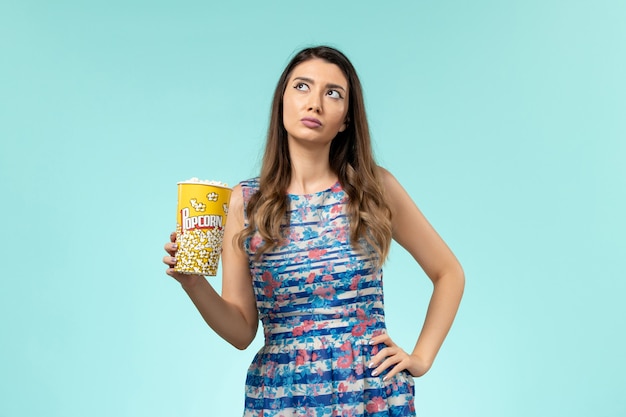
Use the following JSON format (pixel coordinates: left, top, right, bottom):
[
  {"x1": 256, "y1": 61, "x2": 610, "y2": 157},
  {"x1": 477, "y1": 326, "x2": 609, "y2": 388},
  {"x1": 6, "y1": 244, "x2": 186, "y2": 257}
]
[
  {"x1": 238, "y1": 177, "x2": 260, "y2": 202},
  {"x1": 227, "y1": 183, "x2": 245, "y2": 220},
  {"x1": 376, "y1": 166, "x2": 393, "y2": 185},
  {"x1": 375, "y1": 166, "x2": 414, "y2": 215},
  {"x1": 239, "y1": 177, "x2": 260, "y2": 192},
  {"x1": 376, "y1": 166, "x2": 402, "y2": 195},
  {"x1": 226, "y1": 178, "x2": 256, "y2": 213},
  {"x1": 230, "y1": 177, "x2": 260, "y2": 221}
]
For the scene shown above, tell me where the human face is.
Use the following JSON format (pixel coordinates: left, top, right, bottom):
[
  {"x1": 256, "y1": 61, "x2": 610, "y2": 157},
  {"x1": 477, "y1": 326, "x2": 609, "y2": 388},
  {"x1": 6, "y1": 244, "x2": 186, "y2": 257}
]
[{"x1": 282, "y1": 59, "x2": 349, "y2": 147}]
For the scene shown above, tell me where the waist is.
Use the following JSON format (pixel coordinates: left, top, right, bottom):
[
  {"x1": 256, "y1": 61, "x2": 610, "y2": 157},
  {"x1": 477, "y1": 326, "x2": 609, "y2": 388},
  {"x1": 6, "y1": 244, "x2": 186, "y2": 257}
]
[{"x1": 261, "y1": 312, "x2": 385, "y2": 346}]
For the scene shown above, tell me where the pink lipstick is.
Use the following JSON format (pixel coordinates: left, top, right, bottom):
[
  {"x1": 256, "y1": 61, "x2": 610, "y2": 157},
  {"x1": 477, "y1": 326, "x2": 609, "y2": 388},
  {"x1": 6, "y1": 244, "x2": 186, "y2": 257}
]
[{"x1": 301, "y1": 117, "x2": 322, "y2": 128}]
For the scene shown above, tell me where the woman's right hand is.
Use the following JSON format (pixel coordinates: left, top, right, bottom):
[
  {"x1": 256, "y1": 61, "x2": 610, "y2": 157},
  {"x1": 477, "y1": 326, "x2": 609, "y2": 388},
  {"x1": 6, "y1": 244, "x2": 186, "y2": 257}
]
[{"x1": 163, "y1": 231, "x2": 203, "y2": 288}]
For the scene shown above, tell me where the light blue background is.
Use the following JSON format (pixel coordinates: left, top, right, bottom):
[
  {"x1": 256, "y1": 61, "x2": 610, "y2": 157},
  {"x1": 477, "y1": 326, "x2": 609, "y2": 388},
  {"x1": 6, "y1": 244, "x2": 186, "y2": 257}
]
[{"x1": 1, "y1": 1, "x2": 624, "y2": 416}]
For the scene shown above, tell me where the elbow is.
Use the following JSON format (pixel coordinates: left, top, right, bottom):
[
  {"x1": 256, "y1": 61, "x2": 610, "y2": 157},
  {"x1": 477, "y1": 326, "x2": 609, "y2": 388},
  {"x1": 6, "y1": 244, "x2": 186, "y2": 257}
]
[
  {"x1": 456, "y1": 265, "x2": 465, "y2": 288},
  {"x1": 452, "y1": 264, "x2": 465, "y2": 293},
  {"x1": 230, "y1": 326, "x2": 258, "y2": 350},
  {"x1": 453, "y1": 267, "x2": 465, "y2": 300},
  {"x1": 232, "y1": 339, "x2": 254, "y2": 351},
  {"x1": 433, "y1": 264, "x2": 465, "y2": 293}
]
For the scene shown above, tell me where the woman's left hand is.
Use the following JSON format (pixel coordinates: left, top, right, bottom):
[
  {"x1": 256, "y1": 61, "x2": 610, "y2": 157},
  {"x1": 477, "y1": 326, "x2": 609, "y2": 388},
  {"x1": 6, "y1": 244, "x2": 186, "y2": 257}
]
[{"x1": 368, "y1": 333, "x2": 431, "y2": 379}]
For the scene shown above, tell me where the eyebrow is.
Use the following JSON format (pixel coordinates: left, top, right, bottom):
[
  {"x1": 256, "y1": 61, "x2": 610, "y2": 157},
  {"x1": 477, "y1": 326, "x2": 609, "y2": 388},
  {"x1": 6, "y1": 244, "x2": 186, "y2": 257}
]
[{"x1": 293, "y1": 76, "x2": 347, "y2": 92}]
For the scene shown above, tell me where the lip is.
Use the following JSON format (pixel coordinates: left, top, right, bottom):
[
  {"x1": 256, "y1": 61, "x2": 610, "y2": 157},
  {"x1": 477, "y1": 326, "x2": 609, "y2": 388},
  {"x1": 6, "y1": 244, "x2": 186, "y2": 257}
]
[{"x1": 301, "y1": 117, "x2": 322, "y2": 128}]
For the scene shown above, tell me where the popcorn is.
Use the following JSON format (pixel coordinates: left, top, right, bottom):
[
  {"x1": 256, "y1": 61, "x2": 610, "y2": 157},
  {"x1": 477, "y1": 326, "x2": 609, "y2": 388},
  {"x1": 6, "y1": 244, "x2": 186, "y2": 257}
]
[
  {"x1": 180, "y1": 177, "x2": 229, "y2": 187},
  {"x1": 175, "y1": 179, "x2": 232, "y2": 276},
  {"x1": 174, "y1": 224, "x2": 225, "y2": 275}
]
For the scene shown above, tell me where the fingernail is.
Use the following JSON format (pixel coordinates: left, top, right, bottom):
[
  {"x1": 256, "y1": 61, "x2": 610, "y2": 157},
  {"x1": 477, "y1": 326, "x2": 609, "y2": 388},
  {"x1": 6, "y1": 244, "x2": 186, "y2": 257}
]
[
  {"x1": 383, "y1": 376, "x2": 388, "y2": 381},
  {"x1": 369, "y1": 340, "x2": 375, "y2": 345},
  {"x1": 172, "y1": 244, "x2": 178, "y2": 250},
  {"x1": 171, "y1": 257, "x2": 177, "y2": 264},
  {"x1": 371, "y1": 370, "x2": 378, "y2": 376},
  {"x1": 368, "y1": 362, "x2": 374, "y2": 368}
]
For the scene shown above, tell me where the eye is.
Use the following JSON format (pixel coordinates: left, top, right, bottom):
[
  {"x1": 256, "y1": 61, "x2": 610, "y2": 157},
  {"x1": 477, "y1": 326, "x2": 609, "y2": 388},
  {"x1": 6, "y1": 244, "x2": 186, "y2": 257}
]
[
  {"x1": 294, "y1": 82, "x2": 309, "y2": 91},
  {"x1": 327, "y1": 89, "x2": 343, "y2": 99}
]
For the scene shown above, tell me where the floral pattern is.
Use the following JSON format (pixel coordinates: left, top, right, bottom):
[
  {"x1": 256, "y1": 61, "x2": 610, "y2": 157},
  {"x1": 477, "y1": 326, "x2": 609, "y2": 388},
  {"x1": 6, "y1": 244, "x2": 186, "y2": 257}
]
[{"x1": 241, "y1": 178, "x2": 415, "y2": 416}]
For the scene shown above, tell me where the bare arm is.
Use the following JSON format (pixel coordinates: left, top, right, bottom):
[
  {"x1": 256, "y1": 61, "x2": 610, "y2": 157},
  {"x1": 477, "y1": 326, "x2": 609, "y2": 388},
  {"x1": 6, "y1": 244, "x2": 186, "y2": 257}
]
[
  {"x1": 370, "y1": 169, "x2": 465, "y2": 377},
  {"x1": 163, "y1": 184, "x2": 258, "y2": 350}
]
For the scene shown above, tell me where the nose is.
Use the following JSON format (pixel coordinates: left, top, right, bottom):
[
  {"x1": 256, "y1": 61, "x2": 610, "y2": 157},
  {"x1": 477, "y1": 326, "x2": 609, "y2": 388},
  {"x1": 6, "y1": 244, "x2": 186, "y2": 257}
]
[{"x1": 307, "y1": 93, "x2": 322, "y2": 113}]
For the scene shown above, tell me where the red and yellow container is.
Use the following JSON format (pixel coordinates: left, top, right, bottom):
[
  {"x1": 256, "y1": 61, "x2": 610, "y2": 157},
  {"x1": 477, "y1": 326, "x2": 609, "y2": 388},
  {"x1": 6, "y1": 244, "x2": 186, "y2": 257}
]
[{"x1": 175, "y1": 179, "x2": 232, "y2": 276}]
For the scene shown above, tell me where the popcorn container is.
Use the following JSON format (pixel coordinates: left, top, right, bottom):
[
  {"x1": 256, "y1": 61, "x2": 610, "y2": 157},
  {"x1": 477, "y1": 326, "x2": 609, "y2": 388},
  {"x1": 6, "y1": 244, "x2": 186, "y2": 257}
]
[{"x1": 175, "y1": 179, "x2": 232, "y2": 276}]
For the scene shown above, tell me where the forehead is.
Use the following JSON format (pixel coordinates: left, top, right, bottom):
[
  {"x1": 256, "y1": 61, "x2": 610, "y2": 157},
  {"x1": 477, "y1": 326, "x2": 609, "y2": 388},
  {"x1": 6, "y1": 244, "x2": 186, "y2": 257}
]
[{"x1": 289, "y1": 59, "x2": 348, "y2": 88}]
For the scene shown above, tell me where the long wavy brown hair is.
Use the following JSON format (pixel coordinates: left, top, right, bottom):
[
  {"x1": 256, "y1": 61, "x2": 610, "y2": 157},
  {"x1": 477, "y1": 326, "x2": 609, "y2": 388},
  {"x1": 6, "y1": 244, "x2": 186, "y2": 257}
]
[{"x1": 237, "y1": 46, "x2": 392, "y2": 268}]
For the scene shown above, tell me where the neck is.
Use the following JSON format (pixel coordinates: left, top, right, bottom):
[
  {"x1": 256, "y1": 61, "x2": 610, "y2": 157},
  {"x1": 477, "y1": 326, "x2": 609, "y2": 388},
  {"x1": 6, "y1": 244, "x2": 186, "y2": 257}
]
[{"x1": 286, "y1": 140, "x2": 337, "y2": 195}]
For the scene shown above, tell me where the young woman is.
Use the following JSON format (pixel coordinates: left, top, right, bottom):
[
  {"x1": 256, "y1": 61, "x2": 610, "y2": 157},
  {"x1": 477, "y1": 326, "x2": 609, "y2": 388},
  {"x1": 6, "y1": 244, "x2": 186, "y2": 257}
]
[{"x1": 163, "y1": 46, "x2": 464, "y2": 416}]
